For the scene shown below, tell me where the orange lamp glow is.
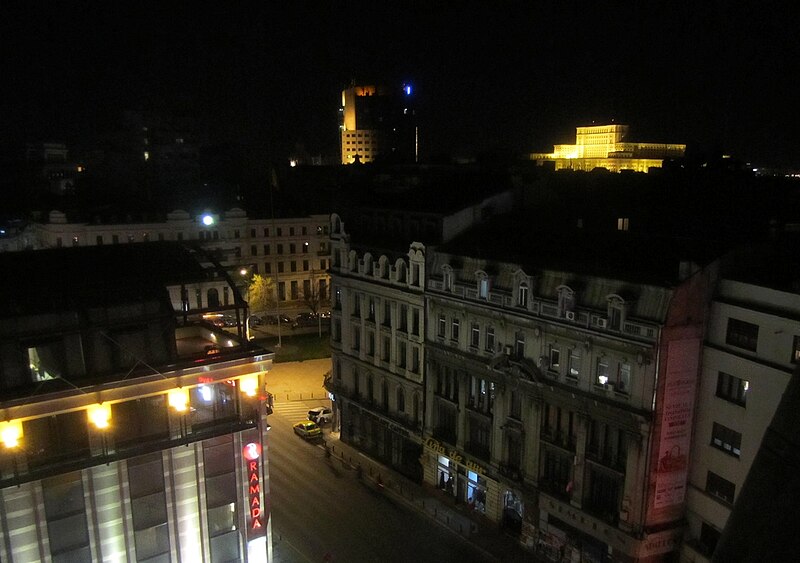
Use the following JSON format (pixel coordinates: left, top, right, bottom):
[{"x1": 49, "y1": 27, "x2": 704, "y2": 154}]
[
  {"x1": 240, "y1": 375, "x2": 259, "y2": 397},
  {"x1": 168, "y1": 388, "x2": 190, "y2": 412},
  {"x1": 1, "y1": 420, "x2": 23, "y2": 448},
  {"x1": 88, "y1": 403, "x2": 112, "y2": 429}
]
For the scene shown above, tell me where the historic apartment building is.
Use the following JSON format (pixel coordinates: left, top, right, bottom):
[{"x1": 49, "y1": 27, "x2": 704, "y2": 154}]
[
  {"x1": 680, "y1": 244, "x2": 800, "y2": 562},
  {"x1": 422, "y1": 216, "x2": 716, "y2": 563},
  {"x1": 5, "y1": 208, "x2": 331, "y2": 318},
  {"x1": 326, "y1": 176, "x2": 515, "y2": 481},
  {"x1": 0, "y1": 243, "x2": 274, "y2": 563}
]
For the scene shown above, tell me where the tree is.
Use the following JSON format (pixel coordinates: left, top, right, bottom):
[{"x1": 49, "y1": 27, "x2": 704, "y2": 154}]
[
  {"x1": 247, "y1": 274, "x2": 275, "y2": 315},
  {"x1": 302, "y1": 270, "x2": 330, "y2": 316}
]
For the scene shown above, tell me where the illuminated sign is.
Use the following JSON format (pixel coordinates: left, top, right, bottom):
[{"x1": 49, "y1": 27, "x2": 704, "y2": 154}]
[
  {"x1": 248, "y1": 457, "x2": 263, "y2": 531},
  {"x1": 243, "y1": 442, "x2": 261, "y2": 461},
  {"x1": 424, "y1": 438, "x2": 486, "y2": 475}
]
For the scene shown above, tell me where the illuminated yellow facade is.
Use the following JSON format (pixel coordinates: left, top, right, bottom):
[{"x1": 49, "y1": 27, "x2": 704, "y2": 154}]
[
  {"x1": 531, "y1": 124, "x2": 685, "y2": 173},
  {"x1": 340, "y1": 85, "x2": 383, "y2": 164}
]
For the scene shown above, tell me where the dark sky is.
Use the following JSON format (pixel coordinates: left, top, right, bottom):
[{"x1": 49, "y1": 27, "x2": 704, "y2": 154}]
[{"x1": 3, "y1": 2, "x2": 798, "y2": 166}]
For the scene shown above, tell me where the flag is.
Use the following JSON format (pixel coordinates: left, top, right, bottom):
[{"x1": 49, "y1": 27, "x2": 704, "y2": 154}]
[{"x1": 270, "y1": 168, "x2": 279, "y2": 191}]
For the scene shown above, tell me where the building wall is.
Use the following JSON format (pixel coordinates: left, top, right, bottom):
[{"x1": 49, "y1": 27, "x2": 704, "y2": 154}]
[
  {"x1": 20, "y1": 210, "x2": 331, "y2": 316},
  {"x1": 680, "y1": 279, "x2": 799, "y2": 562}
]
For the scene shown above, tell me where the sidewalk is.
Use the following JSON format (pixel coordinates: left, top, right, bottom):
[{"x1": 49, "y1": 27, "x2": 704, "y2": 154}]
[{"x1": 321, "y1": 430, "x2": 541, "y2": 563}]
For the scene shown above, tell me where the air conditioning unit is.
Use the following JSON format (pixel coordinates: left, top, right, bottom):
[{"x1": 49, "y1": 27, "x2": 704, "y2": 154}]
[
  {"x1": 597, "y1": 318, "x2": 607, "y2": 328},
  {"x1": 566, "y1": 311, "x2": 576, "y2": 321}
]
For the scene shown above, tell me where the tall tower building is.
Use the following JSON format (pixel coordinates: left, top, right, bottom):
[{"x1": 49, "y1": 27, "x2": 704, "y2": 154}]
[{"x1": 338, "y1": 83, "x2": 417, "y2": 165}]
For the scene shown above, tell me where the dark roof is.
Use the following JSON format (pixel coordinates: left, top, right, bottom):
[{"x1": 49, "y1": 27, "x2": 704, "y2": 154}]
[
  {"x1": 0, "y1": 242, "x2": 209, "y2": 317},
  {"x1": 438, "y1": 212, "x2": 724, "y2": 287}
]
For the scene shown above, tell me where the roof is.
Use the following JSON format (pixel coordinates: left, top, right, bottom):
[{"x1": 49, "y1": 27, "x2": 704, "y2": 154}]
[
  {"x1": 0, "y1": 242, "x2": 210, "y2": 317},
  {"x1": 437, "y1": 212, "x2": 723, "y2": 287}
]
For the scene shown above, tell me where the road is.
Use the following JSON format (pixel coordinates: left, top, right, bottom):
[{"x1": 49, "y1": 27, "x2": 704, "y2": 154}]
[{"x1": 267, "y1": 398, "x2": 494, "y2": 563}]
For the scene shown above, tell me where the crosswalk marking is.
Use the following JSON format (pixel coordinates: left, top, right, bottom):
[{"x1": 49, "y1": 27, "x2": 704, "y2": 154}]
[{"x1": 269, "y1": 399, "x2": 331, "y2": 421}]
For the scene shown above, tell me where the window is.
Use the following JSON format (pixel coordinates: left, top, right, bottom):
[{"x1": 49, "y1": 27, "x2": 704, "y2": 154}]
[
  {"x1": 397, "y1": 387, "x2": 405, "y2": 413},
  {"x1": 398, "y1": 341, "x2": 407, "y2": 368},
  {"x1": 352, "y1": 325, "x2": 361, "y2": 351},
  {"x1": 234, "y1": 229, "x2": 240, "y2": 239},
  {"x1": 353, "y1": 294, "x2": 361, "y2": 317},
  {"x1": 112, "y1": 234, "x2": 119, "y2": 244},
  {"x1": 568, "y1": 349, "x2": 581, "y2": 379},
  {"x1": 290, "y1": 243, "x2": 296, "y2": 254},
  {"x1": 264, "y1": 244, "x2": 270, "y2": 255},
  {"x1": 383, "y1": 300, "x2": 391, "y2": 327},
  {"x1": 399, "y1": 304, "x2": 408, "y2": 332},
  {"x1": 264, "y1": 228, "x2": 270, "y2": 237},
  {"x1": 289, "y1": 227, "x2": 295, "y2": 236},
  {"x1": 726, "y1": 318, "x2": 758, "y2": 351},
  {"x1": 616, "y1": 362, "x2": 631, "y2": 394},
  {"x1": 367, "y1": 332, "x2": 375, "y2": 356},
  {"x1": 443, "y1": 267, "x2": 453, "y2": 292},
  {"x1": 277, "y1": 261, "x2": 284, "y2": 273},
  {"x1": 278, "y1": 281, "x2": 285, "y2": 300},
  {"x1": 412, "y1": 308, "x2": 420, "y2": 336},
  {"x1": 793, "y1": 335, "x2": 800, "y2": 363},
  {"x1": 291, "y1": 280, "x2": 298, "y2": 299},
  {"x1": 716, "y1": 372, "x2": 748, "y2": 406},
  {"x1": 514, "y1": 332, "x2": 525, "y2": 358},
  {"x1": 595, "y1": 358, "x2": 609, "y2": 386},
  {"x1": 486, "y1": 327, "x2": 495, "y2": 352},
  {"x1": 711, "y1": 422, "x2": 741, "y2": 457},
  {"x1": 470, "y1": 323, "x2": 480, "y2": 348},
  {"x1": 412, "y1": 347, "x2": 420, "y2": 373},
  {"x1": 699, "y1": 522, "x2": 721, "y2": 557},
  {"x1": 479, "y1": 277, "x2": 489, "y2": 299},
  {"x1": 617, "y1": 217, "x2": 629, "y2": 231},
  {"x1": 518, "y1": 282, "x2": 528, "y2": 307},
  {"x1": 706, "y1": 471, "x2": 735, "y2": 504},
  {"x1": 382, "y1": 336, "x2": 391, "y2": 362},
  {"x1": 451, "y1": 318, "x2": 460, "y2": 342},
  {"x1": 234, "y1": 247, "x2": 241, "y2": 258},
  {"x1": 277, "y1": 243, "x2": 283, "y2": 254},
  {"x1": 43, "y1": 472, "x2": 91, "y2": 561},
  {"x1": 251, "y1": 245, "x2": 258, "y2": 256},
  {"x1": 96, "y1": 235, "x2": 103, "y2": 245},
  {"x1": 548, "y1": 345, "x2": 560, "y2": 373},
  {"x1": 368, "y1": 297, "x2": 376, "y2": 321},
  {"x1": 277, "y1": 227, "x2": 282, "y2": 236},
  {"x1": 438, "y1": 315, "x2": 446, "y2": 338},
  {"x1": 265, "y1": 262, "x2": 272, "y2": 274},
  {"x1": 291, "y1": 261, "x2": 297, "y2": 272},
  {"x1": 250, "y1": 228, "x2": 256, "y2": 237}
]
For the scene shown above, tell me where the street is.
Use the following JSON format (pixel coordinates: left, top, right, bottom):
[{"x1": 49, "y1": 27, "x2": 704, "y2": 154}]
[{"x1": 267, "y1": 395, "x2": 494, "y2": 563}]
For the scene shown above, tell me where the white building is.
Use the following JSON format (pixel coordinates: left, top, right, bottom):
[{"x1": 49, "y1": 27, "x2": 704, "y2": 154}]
[{"x1": 680, "y1": 253, "x2": 800, "y2": 561}]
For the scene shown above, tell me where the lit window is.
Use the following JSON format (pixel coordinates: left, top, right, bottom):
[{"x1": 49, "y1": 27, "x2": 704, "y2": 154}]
[
  {"x1": 143, "y1": 151, "x2": 150, "y2": 161},
  {"x1": 711, "y1": 422, "x2": 741, "y2": 458},
  {"x1": 518, "y1": 282, "x2": 528, "y2": 307},
  {"x1": 595, "y1": 358, "x2": 609, "y2": 386},
  {"x1": 716, "y1": 372, "x2": 748, "y2": 406}
]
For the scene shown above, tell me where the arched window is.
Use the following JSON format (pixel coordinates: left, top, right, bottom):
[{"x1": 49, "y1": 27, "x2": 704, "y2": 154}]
[
  {"x1": 207, "y1": 288, "x2": 220, "y2": 307},
  {"x1": 397, "y1": 387, "x2": 406, "y2": 413}
]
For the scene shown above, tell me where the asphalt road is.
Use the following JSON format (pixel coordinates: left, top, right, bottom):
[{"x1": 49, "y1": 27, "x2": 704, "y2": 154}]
[{"x1": 267, "y1": 399, "x2": 493, "y2": 563}]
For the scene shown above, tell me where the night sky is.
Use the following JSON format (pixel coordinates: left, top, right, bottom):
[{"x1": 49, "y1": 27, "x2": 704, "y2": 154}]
[{"x1": 3, "y1": 2, "x2": 798, "y2": 166}]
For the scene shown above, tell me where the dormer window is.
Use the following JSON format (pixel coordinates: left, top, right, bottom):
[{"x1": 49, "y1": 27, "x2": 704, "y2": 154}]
[
  {"x1": 557, "y1": 285, "x2": 576, "y2": 317},
  {"x1": 442, "y1": 265, "x2": 454, "y2": 292},
  {"x1": 476, "y1": 271, "x2": 489, "y2": 299},
  {"x1": 518, "y1": 282, "x2": 529, "y2": 308},
  {"x1": 607, "y1": 295, "x2": 626, "y2": 331}
]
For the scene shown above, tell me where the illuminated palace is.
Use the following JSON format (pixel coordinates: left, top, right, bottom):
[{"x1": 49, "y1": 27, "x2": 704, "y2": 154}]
[
  {"x1": 339, "y1": 83, "x2": 418, "y2": 165},
  {"x1": 0, "y1": 243, "x2": 274, "y2": 563},
  {"x1": 530, "y1": 124, "x2": 686, "y2": 173}
]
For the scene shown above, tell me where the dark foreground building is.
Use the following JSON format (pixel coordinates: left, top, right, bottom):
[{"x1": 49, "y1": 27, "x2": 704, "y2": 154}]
[{"x1": 0, "y1": 243, "x2": 274, "y2": 562}]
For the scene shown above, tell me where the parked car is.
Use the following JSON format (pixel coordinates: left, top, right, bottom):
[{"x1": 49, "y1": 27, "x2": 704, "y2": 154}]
[
  {"x1": 264, "y1": 314, "x2": 293, "y2": 325},
  {"x1": 292, "y1": 313, "x2": 318, "y2": 329},
  {"x1": 308, "y1": 406, "x2": 333, "y2": 424},
  {"x1": 293, "y1": 420, "x2": 322, "y2": 439}
]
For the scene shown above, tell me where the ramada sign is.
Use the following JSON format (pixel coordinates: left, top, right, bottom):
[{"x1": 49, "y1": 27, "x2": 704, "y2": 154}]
[{"x1": 243, "y1": 443, "x2": 264, "y2": 533}]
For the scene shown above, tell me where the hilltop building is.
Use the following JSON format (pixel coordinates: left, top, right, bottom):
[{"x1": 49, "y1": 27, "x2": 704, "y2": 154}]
[{"x1": 530, "y1": 124, "x2": 685, "y2": 173}]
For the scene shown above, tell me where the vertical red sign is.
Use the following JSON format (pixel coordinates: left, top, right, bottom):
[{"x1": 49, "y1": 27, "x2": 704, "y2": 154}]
[{"x1": 243, "y1": 442, "x2": 265, "y2": 536}]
